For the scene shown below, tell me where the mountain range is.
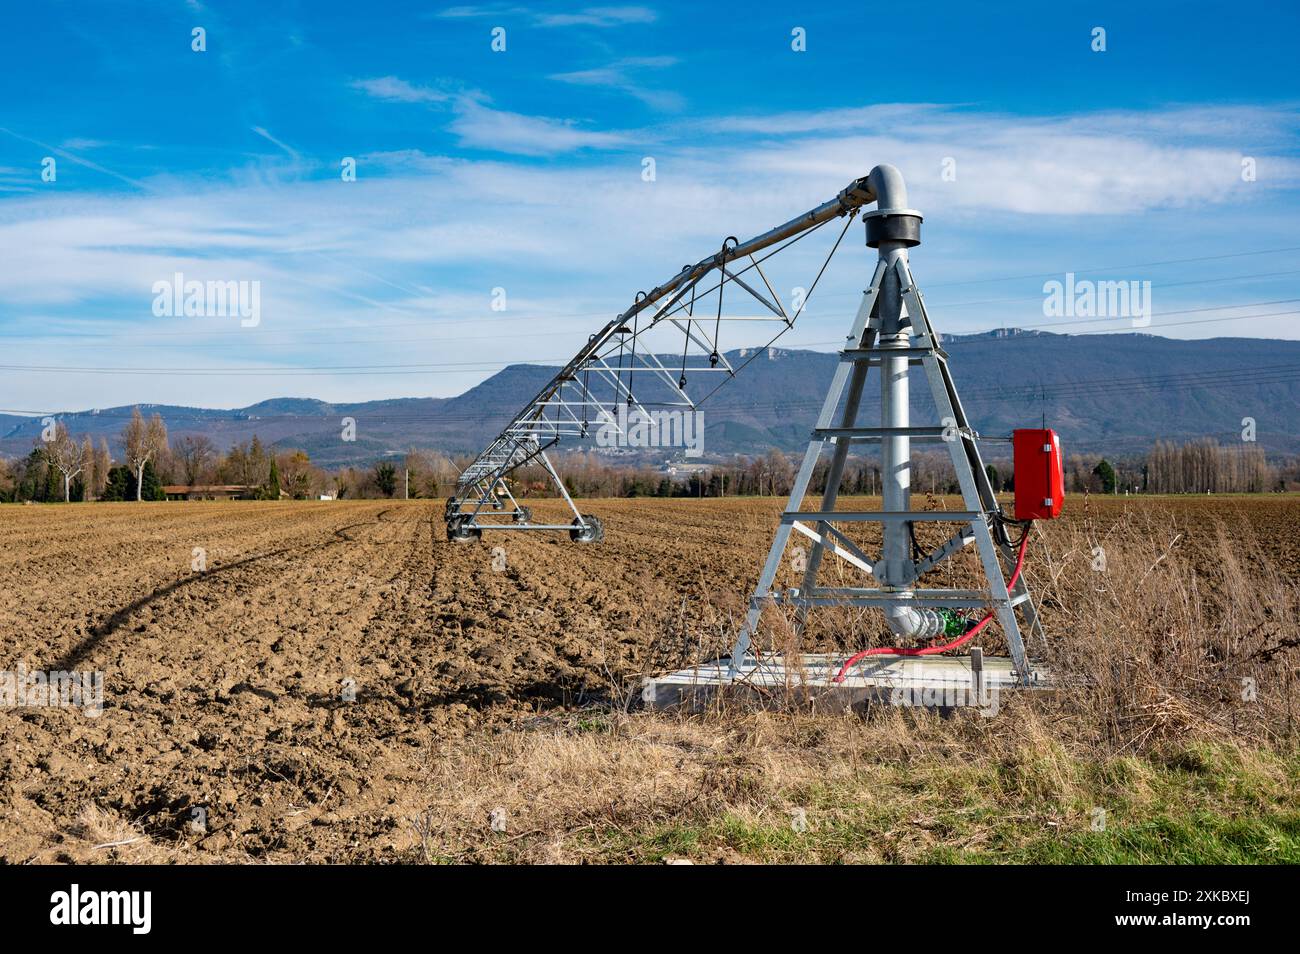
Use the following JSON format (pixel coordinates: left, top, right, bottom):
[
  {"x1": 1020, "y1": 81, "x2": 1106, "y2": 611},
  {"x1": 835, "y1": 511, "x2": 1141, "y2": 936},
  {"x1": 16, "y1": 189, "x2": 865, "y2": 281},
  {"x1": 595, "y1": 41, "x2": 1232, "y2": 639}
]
[{"x1": 2, "y1": 330, "x2": 1297, "y2": 467}]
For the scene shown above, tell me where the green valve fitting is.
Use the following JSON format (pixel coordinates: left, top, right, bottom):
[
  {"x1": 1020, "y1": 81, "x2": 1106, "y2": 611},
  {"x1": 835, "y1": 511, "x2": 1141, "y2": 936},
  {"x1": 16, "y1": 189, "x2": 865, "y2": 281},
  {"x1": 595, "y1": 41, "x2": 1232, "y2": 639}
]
[{"x1": 939, "y1": 610, "x2": 968, "y2": 637}]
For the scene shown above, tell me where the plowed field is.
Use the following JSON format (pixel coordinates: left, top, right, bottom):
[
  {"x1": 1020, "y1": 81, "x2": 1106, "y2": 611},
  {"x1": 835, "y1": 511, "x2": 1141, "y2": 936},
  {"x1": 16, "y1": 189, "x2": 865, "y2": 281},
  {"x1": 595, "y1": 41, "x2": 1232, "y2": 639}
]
[{"x1": 1, "y1": 495, "x2": 1296, "y2": 862}]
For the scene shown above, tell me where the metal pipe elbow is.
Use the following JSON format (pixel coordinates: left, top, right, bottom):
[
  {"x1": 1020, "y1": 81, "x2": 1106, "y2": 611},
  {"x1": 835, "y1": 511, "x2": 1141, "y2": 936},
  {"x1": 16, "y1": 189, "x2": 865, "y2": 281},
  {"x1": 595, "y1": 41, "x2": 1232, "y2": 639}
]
[{"x1": 867, "y1": 164, "x2": 909, "y2": 212}]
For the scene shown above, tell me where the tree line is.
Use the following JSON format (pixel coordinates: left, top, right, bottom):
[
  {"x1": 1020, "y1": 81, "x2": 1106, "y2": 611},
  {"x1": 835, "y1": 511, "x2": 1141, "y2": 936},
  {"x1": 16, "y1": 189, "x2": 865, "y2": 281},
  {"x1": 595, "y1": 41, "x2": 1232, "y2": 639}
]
[
  {"x1": 1142, "y1": 439, "x2": 1276, "y2": 494},
  {"x1": 0, "y1": 407, "x2": 459, "y2": 503},
  {"x1": 2, "y1": 413, "x2": 1294, "y2": 503},
  {"x1": 545, "y1": 442, "x2": 1295, "y2": 499}
]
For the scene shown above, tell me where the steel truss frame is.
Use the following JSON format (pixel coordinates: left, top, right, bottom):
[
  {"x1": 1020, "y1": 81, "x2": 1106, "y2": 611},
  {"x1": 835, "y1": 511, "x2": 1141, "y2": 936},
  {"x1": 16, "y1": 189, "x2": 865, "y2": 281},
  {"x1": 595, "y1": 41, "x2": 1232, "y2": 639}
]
[
  {"x1": 446, "y1": 175, "x2": 880, "y2": 542},
  {"x1": 729, "y1": 255, "x2": 1047, "y2": 684}
]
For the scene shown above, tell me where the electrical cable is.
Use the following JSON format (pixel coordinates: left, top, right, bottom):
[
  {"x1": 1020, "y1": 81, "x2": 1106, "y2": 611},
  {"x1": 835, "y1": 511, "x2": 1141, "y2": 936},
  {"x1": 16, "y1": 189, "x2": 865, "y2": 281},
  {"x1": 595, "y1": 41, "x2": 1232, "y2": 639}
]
[{"x1": 833, "y1": 525, "x2": 1032, "y2": 682}]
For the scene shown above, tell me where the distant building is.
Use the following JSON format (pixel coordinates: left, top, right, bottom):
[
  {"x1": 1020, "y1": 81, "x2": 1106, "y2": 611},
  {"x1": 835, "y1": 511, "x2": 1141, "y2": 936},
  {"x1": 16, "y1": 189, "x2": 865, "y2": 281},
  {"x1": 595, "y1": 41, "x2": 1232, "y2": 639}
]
[
  {"x1": 663, "y1": 462, "x2": 711, "y2": 477},
  {"x1": 163, "y1": 484, "x2": 253, "y2": 501}
]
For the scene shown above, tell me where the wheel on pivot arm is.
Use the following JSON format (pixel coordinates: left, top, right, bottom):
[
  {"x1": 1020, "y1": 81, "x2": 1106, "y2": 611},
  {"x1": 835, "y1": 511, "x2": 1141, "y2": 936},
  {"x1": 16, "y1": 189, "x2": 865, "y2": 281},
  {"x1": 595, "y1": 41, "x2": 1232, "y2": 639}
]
[
  {"x1": 512, "y1": 506, "x2": 533, "y2": 524},
  {"x1": 569, "y1": 514, "x2": 604, "y2": 543},
  {"x1": 446, "y1": 516, "x2": 481, "y2": 543}
]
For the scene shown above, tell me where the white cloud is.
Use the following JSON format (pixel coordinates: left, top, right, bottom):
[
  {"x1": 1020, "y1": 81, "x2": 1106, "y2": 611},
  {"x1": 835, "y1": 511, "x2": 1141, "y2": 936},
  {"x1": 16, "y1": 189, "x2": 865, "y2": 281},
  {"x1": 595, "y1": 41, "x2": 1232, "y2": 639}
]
[
  {"x1": 350, "y1": 76, "x2": 456, "y2": 104},
  {"x1": 549, "y1": 56, "x2": 683, "y2": 111},
  {"x1": 701, "y1": 104, "x2": 1300, "y2": 216},
  {"x1": 437, "y1": 5, "x2": 656, "y2": 27},
  {"x1": 709, "y1": 105, "x2": 949, "y2": 135},
  {"x1": 448, "y1": 101, "x2": 633, "y2": 154},
  {"x1": 351, "y1": 75, "x2": 628, "y2": 155},
  {"x1": 250, "y1": 126, "x2": 300, "y2": 161},
  {"x1": 0, "y1": 127, "x2": 149, "y2": 190},
  {"x1": 1, "y1": 102, "x2": 1297, "y2": 410},
  {"x1": 59, "y1": 137, "x2": 111, "y2": 150},
  {"x1": 534, "y1": 6, "x2": 657, "y2": 27}
]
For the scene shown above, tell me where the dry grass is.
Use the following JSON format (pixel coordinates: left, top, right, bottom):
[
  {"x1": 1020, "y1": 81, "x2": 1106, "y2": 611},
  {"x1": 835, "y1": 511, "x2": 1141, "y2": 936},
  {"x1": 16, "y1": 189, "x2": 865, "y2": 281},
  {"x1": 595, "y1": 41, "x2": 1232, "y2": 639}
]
[
  {"x1": 1036, "y1": 500, "x2": 1299, "y2": 753},
  {"x1": 62, "y1": 803, "x2": 175, "y2": 864},
  {"x1": 400, "y1": 507, "x2": 1300, "y2": 863},
  {"x1": 402, "y1": 705, "x2": 1297, "y2": 863}
]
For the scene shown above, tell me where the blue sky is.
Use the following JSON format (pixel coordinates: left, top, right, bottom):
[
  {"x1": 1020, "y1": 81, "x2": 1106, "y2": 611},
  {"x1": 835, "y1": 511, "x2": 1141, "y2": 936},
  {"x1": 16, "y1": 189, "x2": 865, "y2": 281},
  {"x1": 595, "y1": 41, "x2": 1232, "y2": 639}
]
[{"x1": 1, "y1": 0, "x2": 1298, "y2": 411}]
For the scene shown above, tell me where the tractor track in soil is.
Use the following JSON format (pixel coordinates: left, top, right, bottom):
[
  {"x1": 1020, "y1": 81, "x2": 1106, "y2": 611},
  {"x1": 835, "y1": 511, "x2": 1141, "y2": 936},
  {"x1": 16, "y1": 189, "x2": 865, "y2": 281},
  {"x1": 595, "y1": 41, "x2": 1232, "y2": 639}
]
[{"x1": 0, "y1": 494, "x2": 1296, "y2": 862}]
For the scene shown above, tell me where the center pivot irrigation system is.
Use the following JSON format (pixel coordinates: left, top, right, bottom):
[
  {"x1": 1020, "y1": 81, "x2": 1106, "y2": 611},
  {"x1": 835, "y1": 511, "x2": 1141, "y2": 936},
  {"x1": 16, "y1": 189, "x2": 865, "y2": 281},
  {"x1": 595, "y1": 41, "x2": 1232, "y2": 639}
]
[{"x1": 448, "y1": 164, "x2": 1062, "y2": 688}]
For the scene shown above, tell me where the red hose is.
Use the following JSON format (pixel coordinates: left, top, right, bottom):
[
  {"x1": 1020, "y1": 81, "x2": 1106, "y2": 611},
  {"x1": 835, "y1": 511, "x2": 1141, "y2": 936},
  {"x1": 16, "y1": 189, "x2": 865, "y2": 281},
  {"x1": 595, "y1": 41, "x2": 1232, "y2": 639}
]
[{"x1": 833, "y1": 527, "x2": 1031, "y2": 683}]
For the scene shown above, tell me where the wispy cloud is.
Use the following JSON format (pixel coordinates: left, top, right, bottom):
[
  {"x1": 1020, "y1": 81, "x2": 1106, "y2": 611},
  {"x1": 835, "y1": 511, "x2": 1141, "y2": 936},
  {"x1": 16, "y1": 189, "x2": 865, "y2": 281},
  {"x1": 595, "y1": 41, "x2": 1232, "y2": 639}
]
[
  {"x1": 534, "y1": 6, "x2": 656, "y2": 27},
  {"x1": 2, "y1": 102, "x2": 1297, "y2": 410},
  {"x1": 721, "y1": 104, "x2": 1300, "y2": 216},
  {"x1": 549, "y1": 56, "x2": 682, "y2": 111},
  {"x1": 709, "y1": 105, "x2": 951, "y2": 136},
  {"x1": 352, "y1": 73, "x2": 629, "y2": 155},
  {"x1": 350, "y1": 76, "x2": 457, "y2": 105},
  {"x1": 436, "y1": 5, "x2": 656, "y2": 27},
  {"x1": 251, "y1": 126, "x2": 301, "y2": 161},
  {"x1": 0, "y1": 127, "x2": 149, "y2": 190},
  {"x1": 449, "y1": 101, "x2": 632, "y2": 154},
  {"x1": 59, "y1": 137, "x2": 111, "y2": 150}
]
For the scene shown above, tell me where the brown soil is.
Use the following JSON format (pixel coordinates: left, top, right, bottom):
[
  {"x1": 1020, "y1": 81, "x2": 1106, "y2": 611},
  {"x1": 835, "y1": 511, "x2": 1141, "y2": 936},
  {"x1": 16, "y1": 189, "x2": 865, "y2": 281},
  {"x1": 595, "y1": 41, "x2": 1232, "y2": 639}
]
[{"x1": 0, "y1": 494, "x2": 1295, "y2": 862}]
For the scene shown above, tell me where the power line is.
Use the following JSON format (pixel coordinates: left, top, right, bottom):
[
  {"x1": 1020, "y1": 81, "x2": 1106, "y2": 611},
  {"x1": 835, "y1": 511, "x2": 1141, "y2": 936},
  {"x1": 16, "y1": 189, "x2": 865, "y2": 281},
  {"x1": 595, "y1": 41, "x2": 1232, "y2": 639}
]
[
  {"x1": 2, "y1": 304, "x2": 1299, "y2": 379},
  {"x1": 2, "y1": 244, "x2": 1297, "y2": 343},
  {"x1": 2, "y1": 299, "x2": 1295, "y2": 356},
  {"x1": 7, "y1": 358, "x2": 1294, "y2": 424},
  {"x1": 780, "y1": 303, "x2": 1300, "y2": 346},
  {"x1": 918, "y1": 244, "x2": 1300, "y2": 289},
  {"x1": 0, "y1": 358, "x2": 517, "y2": 376},
  {"x1": 0, "y1": 327, "x2": 591, "y2": 350},
  {"x1": 0, "y1": 310, "x2": 610, "y2": 341},
  {"x1": 930, "y1": 268, "x2": 1300, "y2": 310}
]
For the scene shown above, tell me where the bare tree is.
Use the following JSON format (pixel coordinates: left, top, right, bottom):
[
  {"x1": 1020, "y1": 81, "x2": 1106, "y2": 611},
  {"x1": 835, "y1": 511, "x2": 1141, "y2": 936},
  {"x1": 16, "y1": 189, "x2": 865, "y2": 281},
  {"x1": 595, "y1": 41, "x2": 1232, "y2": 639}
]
[
  {"x1": 278, "y1": 449, "x2": 314, "y2": 499},
  {"x1": 173, "y1": 434, "x2": 215, "y2": 487},
  {"x1": 403, "y1": 447, "x2": 454, "y2": 498},
  {"x1": 93, "y1": 438, "x2": 112, "y2": 499},
  {"x1": 44, "y1": 422, "x2": 87, "y2": 503},
  {"x1": 79, "y1": 435, "x2": 95, "y2": 500},
  {"x1": 1145, "y1": 438, "x2": 1273, "y2": 494},
  {"x1": 121, "y1": 407, "x2": 168, "y2": 501}
]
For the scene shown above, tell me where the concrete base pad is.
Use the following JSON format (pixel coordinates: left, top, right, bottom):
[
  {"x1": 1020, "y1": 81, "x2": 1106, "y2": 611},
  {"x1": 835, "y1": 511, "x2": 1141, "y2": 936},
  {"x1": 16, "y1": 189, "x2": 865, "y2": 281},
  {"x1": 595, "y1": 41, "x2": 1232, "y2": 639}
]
[{"x1": 641, "y1": 652, "x2": 1050, "y2": 711}]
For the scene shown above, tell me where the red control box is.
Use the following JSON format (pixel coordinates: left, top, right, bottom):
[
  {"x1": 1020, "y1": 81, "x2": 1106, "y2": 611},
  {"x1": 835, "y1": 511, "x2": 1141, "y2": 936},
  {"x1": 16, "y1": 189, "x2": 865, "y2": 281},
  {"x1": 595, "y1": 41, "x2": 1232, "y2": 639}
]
[{"x1": 1013, "y1": 428, "x2": 1064, "y2": 520}]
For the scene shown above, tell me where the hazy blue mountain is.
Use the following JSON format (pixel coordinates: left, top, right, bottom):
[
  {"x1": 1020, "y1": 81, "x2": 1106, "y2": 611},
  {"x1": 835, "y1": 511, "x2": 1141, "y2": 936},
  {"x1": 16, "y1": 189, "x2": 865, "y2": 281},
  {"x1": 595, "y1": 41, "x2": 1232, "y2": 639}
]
[{"x1": 2, "y1": 331, "x2": 1296, "y2": 466}]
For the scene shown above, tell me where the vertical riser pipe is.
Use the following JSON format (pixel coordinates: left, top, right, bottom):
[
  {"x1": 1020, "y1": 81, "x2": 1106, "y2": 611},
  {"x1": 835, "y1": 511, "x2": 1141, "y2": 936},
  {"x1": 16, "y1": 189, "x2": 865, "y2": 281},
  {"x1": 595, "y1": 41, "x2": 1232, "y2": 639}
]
[{"x1": 866, "y1": 165, "x2": 939, "y2": 638}]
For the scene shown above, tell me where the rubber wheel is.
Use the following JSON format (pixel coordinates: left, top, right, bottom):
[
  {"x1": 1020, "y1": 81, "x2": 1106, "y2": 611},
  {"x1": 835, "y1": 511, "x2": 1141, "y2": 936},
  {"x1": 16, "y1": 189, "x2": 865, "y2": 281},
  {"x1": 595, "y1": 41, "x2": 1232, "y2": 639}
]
[
  {"x1": 569, "y1": 514, "x2": 604, "y2": 543},
  {"x1": 512, "y1": 506, "x2": 533, "y2": 524},
  {"x1": 446, "y1": 518, "x2": 481, "y2": 543}
]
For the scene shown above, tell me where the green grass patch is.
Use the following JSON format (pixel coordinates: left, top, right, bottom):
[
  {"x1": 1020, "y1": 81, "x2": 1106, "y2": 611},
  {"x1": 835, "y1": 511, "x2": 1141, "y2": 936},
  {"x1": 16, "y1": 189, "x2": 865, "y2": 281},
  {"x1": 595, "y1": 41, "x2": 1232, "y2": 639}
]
[{"x1": 589, "y1": 743, "x2": 1299, "y2": 864}]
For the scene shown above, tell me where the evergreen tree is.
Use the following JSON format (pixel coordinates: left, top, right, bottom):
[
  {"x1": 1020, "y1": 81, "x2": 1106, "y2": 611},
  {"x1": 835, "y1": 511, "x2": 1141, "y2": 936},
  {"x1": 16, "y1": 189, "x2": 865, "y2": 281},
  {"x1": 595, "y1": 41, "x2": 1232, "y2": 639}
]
[
  {"x1": 374, "y1": 461, "x2": 397, "y2": 498},
  {"x1": 264, "y1": 455, "x2": 281, "y2": 499},
  {"x1": 101, "y1": 466, "x2": 132, "y2": 501},
  {"x1": 99, "y1": 461, "x2": 164, "y2": 501},
  {"x1": 1092, "y1": 459, "x2": 1117, "y2": 494},
  {"x1": 17, "y1": 449, "x2": 43, "y2": 501},
  {"x1": 140, "y1": 460, "x2": 166, "y2": 500}
]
